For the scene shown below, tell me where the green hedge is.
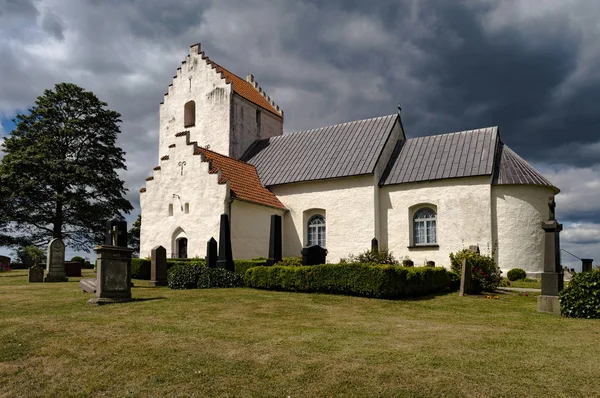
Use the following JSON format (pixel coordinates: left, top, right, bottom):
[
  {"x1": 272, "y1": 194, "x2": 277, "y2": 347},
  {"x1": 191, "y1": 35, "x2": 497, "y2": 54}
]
[
  {"x1": 235, "y1": 260, "x2": 267, "y2": 275},
  {"x1": 560, "y1": 269, "x2": 600, "y2": 319},
  {"x1": 244, "y1": 263, "x2": 450, "y2": 298},
  {"x1": 507, "y1": 268, "x2": 527, "y2": 281},
  {"x1": 131, "y1": 258, "x2": 206, "y2": 279},
  {"x1": 168, "y1": 264, "x2": 244, "y2": 289}
]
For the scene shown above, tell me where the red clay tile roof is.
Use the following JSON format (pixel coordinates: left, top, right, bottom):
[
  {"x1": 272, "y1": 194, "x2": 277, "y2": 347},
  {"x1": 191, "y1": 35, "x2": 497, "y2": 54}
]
[
  {"x1": 209, "y1": 61, "x2": 281, "y2": 117},
  {"x1": 194, "y1": 146, "x2": 285, "y2": 210}
]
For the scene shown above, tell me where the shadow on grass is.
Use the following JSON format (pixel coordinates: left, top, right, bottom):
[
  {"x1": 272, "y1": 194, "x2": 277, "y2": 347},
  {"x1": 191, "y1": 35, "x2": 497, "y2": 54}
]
[{"x1": 130, "y1": 297, "x2": 167, "y2": 303}]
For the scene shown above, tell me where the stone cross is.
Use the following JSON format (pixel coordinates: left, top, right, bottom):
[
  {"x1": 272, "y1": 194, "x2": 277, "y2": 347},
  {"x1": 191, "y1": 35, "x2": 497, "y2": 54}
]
[
  {"x1": 105, "y1": 220, "x2": 128, "y2": 247},
  {"x1": 538, "y1": 208, "x2": 564, "y2": 315},
  {"x1": 44, "y1": 238, "x2": 67, "y2": 282}
]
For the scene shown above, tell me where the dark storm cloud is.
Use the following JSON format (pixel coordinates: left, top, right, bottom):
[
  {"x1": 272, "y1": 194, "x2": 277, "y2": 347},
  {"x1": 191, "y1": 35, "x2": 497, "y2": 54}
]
[{"x1": 0, "y1": 0, "x2": 38, "y2": 18}]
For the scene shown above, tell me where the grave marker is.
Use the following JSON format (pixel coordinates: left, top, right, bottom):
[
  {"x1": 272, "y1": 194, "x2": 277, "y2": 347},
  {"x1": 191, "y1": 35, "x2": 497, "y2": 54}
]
[
  {"x1": 206, "y1": 238, "x2": 217, "y2": 268},
  {"x1": 217, "y1": 214, "x2": 234, "y2": 272},
  {"x1": 44, "y1": 238, "x2": 67, "y2": 282},
  {"x1": 267, "y1": 214, "x2": 282, "y2": 266},
  {"x1": 149, "y1": 245, "x2": 167, "y2": 287},
  {"x1": 301, "y1": 245, "x2": 327, "y2": 266},
  {"x1": 28, "y1": 266, "x2": 44, "y2": 283}
]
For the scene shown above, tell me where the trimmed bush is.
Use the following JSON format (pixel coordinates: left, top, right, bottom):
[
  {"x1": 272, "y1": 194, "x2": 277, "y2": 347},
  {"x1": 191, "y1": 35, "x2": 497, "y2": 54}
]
[
  {"x1": 560, "y1": 269, "x2": 600, "y2": 319},
  {"x1": 450, "y1": 249, "x2": 502, "y2": 293},
  {"x1": 168, "y1": 264, "x2": 243, "y2": 289},
  {"x1": 130, "y1": 258, "x2": 206, "y2": 280},
  {"x1": 341, "y1": 250, "x2": 399, "y2": 265},
  {"x1": 234, "y1": 260, "x2": 267, "y2": 275},
  {"x1": 244, "y1": 263, "x2": 450, "y2": 299},
  {"x1": 507, "y1": 268, "x2": 527, "y2": 281},
  {"x1": 8, "y1": 262, "x2": 27, "y2": 270}
]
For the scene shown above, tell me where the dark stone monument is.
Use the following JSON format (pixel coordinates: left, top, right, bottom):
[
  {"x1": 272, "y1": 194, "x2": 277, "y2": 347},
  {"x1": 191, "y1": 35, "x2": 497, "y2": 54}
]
[
  {"x1": 301, "y1": 245, "x2": 327, "y2": 266},
  {"x1": 538, "y1": 197, "x2": 564, "y2": 315},
  {"x1": 44, "y1": 238, "x2": 67, "y2": 282},
  {"x1": 28, "y1": 266, "x2": 44, "y2": 283},
  {"x1": 149, "y1": 245, "x2": 167, "y2": 287},
  {"x1": 206, "y1": 238, "x2": 217, "y2": 268},
  {"x1": 216, "y1": 214, "x2": 234, "y2": 272},
  {"x1": 371, "y1": 238, "x2": 379, "y2": 253},
  {"x1": 64, "y1": 261, "x2": 82, "y2": 277},
  {"x1": 459, "y1": 245, "x2": 479, "y2": 296},
  {"x1": 87, "y1": 219, "x2": 134, "y2": 305},
  {"x1": 105, "y1": 220, "x2": 128, "y2": 247},
  {"x1": 581, "y1": 259, "x2": 593, "y2": 273},
  {"x1": 0, "y1": 255, "x2": 10, "y2": 266},
  {"x1": 426, "y1": 261, "x2": 435, "y2": 267},
  {"x1": 266, "y1": 215, "x2": 282, "y2": 266}
]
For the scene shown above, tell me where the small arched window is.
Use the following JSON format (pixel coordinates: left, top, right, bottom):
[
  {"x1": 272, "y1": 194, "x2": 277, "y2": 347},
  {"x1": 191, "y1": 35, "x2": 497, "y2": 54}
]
[
  {"x1": 184, "y1": 100, "x2": 195, "y2": 127},
  {"x1": 307, "y1": 215, "x2": 326, "y2": 248},
  {"x1": 413, "y1": 207, "x2": 436, "y2": 245}
]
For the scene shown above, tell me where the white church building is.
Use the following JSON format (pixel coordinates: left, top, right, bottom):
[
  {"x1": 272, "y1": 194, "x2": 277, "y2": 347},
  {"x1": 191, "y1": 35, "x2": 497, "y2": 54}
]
[{"x1": 140, "y1": 43, "x2": 559, "y2": 276}]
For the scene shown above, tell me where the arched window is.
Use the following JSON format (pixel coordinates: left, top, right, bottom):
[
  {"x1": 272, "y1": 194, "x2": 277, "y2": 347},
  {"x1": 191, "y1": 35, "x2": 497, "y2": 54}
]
[
  {"x1": 413, "y1": 207, "x2": 436, "y2": 245},
  {"x1": 307, "y1": 215, "x2": 326, "y2": 247},
  {"x1": 184, "y1": 100, "x2": 195, "y2": 127}
]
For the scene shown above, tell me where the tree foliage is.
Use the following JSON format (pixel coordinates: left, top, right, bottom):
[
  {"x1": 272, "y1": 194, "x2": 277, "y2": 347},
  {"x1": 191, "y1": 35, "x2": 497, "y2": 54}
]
[
  {"x1": 0, "y1": 83, "x2": 133, "y2": 250},
  {"x1": 128, "y1": 214, "x2": 141, "y2": 256}
]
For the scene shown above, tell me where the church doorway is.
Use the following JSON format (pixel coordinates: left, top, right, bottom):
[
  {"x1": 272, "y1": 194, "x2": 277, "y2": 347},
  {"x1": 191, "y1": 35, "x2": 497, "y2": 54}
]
[{"x1": 176, "y1": 237, "x2": 188, "y2": 259}]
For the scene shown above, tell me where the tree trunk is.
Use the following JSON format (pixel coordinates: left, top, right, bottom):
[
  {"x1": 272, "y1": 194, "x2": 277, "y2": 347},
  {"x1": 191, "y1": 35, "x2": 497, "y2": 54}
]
[{"x1": 53, "y1": 200, "x2": 63, "y2": 240}]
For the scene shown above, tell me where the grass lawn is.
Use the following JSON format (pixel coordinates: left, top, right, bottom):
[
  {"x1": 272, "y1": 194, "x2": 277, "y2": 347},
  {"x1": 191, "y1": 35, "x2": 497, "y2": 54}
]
[
  {"x1": 505, "y1": 278, "x2": 542, "y2": 289},
  {"x1": 1, "y1": 270, "x2": 598, "y2": 397}
]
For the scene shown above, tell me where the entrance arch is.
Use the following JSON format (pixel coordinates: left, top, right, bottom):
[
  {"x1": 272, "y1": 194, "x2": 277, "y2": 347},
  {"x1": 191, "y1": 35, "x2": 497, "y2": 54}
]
[{"x1": 171, "y1": 227, "x2": 188, "y2": 258}]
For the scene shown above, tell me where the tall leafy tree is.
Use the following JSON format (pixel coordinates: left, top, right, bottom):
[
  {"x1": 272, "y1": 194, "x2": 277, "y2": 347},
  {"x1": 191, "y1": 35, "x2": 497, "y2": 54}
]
[
  {"x1": 0, "y1": 83, "x2": 133, "y2": 250},
  {"x1": 128, "y1": 214, "x2": 141, "y2": 257}
]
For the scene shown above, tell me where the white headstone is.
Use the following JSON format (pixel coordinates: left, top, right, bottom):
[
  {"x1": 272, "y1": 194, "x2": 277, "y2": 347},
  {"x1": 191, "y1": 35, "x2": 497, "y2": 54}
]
[{"x1": 44, "y1": 238, "x2": 67, "y2": 282}]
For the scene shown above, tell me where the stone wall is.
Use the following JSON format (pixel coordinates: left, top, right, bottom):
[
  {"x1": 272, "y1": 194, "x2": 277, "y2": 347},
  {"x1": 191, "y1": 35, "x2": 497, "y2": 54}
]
[{"x1": 492, "y1": 184, "x2": 557, "y2": 277}]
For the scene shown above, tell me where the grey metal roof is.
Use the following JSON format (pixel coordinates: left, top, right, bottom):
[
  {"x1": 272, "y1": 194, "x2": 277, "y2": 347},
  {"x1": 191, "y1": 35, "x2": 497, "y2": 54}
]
[
  {"x1": 493, "y1": 143, "x2": 558, "y2": 191},
  {"x1": 243, "y1": 114, "x2": 398, "y2": 186},
  {"x1": 381, "y1": 127, "x2": 498, "y2": 185}
]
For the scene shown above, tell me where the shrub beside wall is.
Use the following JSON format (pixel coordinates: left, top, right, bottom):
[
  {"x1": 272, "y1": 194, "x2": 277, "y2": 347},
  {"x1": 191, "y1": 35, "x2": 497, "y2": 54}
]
[
  {"x1": 560, "y1": 269, "x2": 600, "y2": 319},
  {"x1": 130, "y1": 258, "x2": 206, "y2": 280},
  {"x1": 507, "y1": 268, "x2": 527, "y2": 281},
  {"x1": 168, "y1": 264, "x2": 244, "y2": 289},
  {"x1": 244, "y1": 263, "x2": 450, "y2": 298},
  {"x1": 449, "y1": 249, "x2": 502, "y2": 293}
]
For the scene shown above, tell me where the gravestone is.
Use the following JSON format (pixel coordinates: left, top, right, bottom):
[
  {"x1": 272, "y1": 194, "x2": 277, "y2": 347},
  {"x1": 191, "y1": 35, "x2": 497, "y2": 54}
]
[
  {"x1": 371, "y1": 238, "x2": 379, "y2": 253},
  {"x1": 64, "y1": 261, "x2": 82, "y2": 277},
  {"x1": 581, "y1": 259, "x2": 593, "y2": 273},
  {"x1": 44, "y1": 238, "x2": 67, "y2": 282},
  {"x1": 28, "y1": 266, "x2": 44, "y2": 283},
  {"x1": 87, "y1": 220, "x2": 134, "y2": 305},
  {"x1": 266, "y1": 214, "x2": 282, "y2": 266},
  {"x1": 426, "y1": 261, "x2": 435, "y2": 267},
  {"x1": 301, "y1": 245, "x2": 327, "y2": 266},
  {"x1": 105, "y1": 220, "x2": 128, "y2": 247},
  {"x1": 0, "y1": 255, "x2": 10, "y2": 266},
  {"x1": 80, "y1": 278, "x2": 96, "y2": 293},
  {"x1": 206, "y1": 238, "x2": 217, "y2": 268},
  {"x1": 149, "y1": 245, "x2": 167, "y2": 287},
  {"x1": 459, "y1": 245, "x2": 479, "y2": 296},
  {"x1": 538, "y1": 197, "x2": 564, "y2": 315},
  {"x1": 216, "y1": 214, "x2": 234, "y2": 272}
]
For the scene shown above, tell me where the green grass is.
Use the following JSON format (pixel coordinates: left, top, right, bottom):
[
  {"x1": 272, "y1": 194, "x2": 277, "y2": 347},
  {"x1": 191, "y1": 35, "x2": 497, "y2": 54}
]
[
  {"x1": 507, "y1": 278, "x2": 542, "y2": 289},
  {"x1": 1, "y1": 269, "x2": 598, "y2": 397}
]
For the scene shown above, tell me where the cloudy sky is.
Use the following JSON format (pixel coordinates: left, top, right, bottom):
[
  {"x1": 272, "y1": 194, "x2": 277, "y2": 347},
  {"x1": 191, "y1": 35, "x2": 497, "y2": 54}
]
[{"x1": 0, "y1": 0, "x2": 599, "y2": 268}]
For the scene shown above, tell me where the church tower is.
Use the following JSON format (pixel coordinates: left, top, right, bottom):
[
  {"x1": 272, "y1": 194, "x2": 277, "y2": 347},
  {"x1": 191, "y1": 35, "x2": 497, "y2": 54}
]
[{"x1": 158, "y1": 43, "x2": 284, "y2": 160}]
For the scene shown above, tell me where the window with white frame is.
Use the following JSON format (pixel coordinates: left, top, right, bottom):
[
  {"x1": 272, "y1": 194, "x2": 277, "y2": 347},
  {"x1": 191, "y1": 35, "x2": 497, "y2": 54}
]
[
  {"x1": 307, "y1": 215, "x2": 326, "y2": 248},
  {"x1": 413, "y1": 207, "x2": 436, "y2": 245}
]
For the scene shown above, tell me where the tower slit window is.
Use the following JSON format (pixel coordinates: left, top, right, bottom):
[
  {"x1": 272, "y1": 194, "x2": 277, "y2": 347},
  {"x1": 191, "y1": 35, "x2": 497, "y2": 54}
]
[{"x1": 184, "y1": 100, "x2": 196, "y2": 127}]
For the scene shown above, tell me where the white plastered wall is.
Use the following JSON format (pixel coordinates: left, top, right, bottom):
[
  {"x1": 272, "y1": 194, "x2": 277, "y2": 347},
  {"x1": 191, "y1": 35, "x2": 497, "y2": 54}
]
[
  {"x1": 492, "y1": 185, "x2": 557, "y2": 277},
  {"x1": 230, "y1": 95, "x2": 283, "y2": 159},
  {"x1": 380, "y1": 176, "x2": 493, "y2": 267},
  {"x1": 270, "y1": 175, "x2": 376, "y2": 262},
  {"x1": 230, "y1": 200, "x2": 286, "y2": 260},
  {"x1": 159, "y1": 46, "x2": 232, "y2": 159},
  {"x1": 140, "y1": 138, "x2": 228, "y2": 259}
]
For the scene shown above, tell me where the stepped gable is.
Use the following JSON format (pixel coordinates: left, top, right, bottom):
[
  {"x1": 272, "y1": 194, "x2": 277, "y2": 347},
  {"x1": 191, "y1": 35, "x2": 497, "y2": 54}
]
[
  {"x1": 493, "y1": 143, "x2": 558, "y2": 192},
  {"x1": 381, "y1": 127, "x2": 498, "y2": 185},
  {"x1": 198, "y1": 48, "x2": 282, "y2": 117},
  {"x1": 243, "y1": 114, "x2": 398, "y2": 186},
  {"x1": 194, "y1": 146, "x2": 286, "y2": 210}
]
